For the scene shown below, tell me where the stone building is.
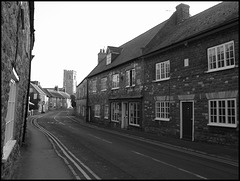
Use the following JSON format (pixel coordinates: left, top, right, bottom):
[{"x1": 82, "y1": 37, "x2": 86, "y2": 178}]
[
  {"x1": 76, "y1": 78, "x2": 88, "y2": 121},
  {"x1": 76, "y1": 2, "x2": 238, "y2": 146},
  {"x1": 63, "y1": 69, "x2": 77, "y2": 96},
  {"x1": 1, "y1": 1, "x2": 35, "y2": 179}
]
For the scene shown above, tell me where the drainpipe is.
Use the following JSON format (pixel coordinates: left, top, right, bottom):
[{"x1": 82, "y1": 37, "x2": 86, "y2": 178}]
[
  {"x1": 22, "y1": 56, "x2": 34, "y2": 143},
  {"x1": 23, "y1": 1, "x2": 35, "y2": 143},
  {"x1": 86, "y1": 78, "x2": 89, "y2": 122}
]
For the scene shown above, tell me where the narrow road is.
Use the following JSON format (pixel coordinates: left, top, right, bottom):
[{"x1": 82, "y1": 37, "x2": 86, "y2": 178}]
[{"x1": 33, "y1": 110, "x2": 238, "y2": 179}]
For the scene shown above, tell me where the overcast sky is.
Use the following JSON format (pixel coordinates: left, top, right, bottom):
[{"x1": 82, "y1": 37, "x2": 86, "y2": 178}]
[{"x1": 31, "y1": 1, "x2": 222, "y2": 88}]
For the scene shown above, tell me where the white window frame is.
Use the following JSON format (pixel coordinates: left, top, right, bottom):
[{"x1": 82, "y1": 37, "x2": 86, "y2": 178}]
[
  {"x1": 92, "y1": 80, "x2": 97, "y2": 93},
  {"x1": 155, "y1": 101, "x2": 170, "y2": 121},
  {"x1": 129, "y1": 102, "x2": 140, "y2": 126},
  {"x1": 155, "y1": 60, "x2": 170, "y2": 81},
  {"x1": 208, "y1": 98, "x2": 237, "y2": 128},
  {"x1": 112, "y1": 74, "x2": 119, "y2": 89},
  {"x1": 3, "y1": 68, "x2": 19, "y2": 163},
  {"x1": 111, "y1": 102, "x2": 120, "y2": 122},
  {"x1": 94, "y1": 104, "x2": 100, "y2": 118},
  {"x1": 104, "y1": 104, "x2": 109, "y2": 119},
  {"x1": 101, "y1": 77, "x2": 107, "y2": 91},
  {"x1": 126, "y1": 69, "x2": 135, "y2": 87},
  {"x1": 106, "y1": 53, "x2": 111, "y2": 65},
  {"x1": 207, "y1": 41, "x2": 235, "y2": 72}
]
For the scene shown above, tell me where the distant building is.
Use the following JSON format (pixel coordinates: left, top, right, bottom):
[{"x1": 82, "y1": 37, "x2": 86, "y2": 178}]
[{"x1": 63, "y1": 69, "x2": 77, "y2": 96}]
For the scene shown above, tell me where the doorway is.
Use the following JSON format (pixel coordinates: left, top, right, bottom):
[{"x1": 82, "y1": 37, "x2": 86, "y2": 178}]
[
  {"x1": 181, "y1": 101, "x2": 194, "y2": 141},
  {"x1": 121, "y1": 102, "x2": 128, "y2": 129}
]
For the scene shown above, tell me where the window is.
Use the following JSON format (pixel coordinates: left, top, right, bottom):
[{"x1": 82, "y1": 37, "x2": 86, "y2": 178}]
[
  {"x1": 208, "y1": 99, "x2": 237, "y2": 127},
  {"x1": 94, "y1": 105, "x2": 100, "y2": 117},
  {"x1": 156, "y1": 60, "x2": 170, "y2": 81},
  {"x1": 106, "y1": 53, "x2": 111, "y2": 65},
  {"x1": 126, "y1": 69, "x2": 135, "y2": 87},
  {"x1": 129, "y1": 102, "x2": 140, "y2": 126},
  {"x1": 111, "y1": 102, "x2": 120, "y2": 122},
  {"x1": 184, "y1": 58, "x2": 189, "y2": 67},
  {"x1": 112, "y1": 74, "x2": 119, "y2": 89},
  {"x1": 3, "y1": 68, "x2": 19, "y2": 162},
  {"x1": 92, "y1": 80, "x2": 97, "y2": 93},
  {"x1": 208, "y1": 41, "x2": 235, "y2": 71},
  {"x1": 4, "y1": 79, "x2": 17, "y2": 145},
  {"x1": 155, "y1": 101, "x2": 170, "y2": 121},
  {"x1": 104, "y1": 104, "x2": 109, "y2": 119},
  {"x1": 101, "y1": 77, "x2": 107, "y2": 91}
]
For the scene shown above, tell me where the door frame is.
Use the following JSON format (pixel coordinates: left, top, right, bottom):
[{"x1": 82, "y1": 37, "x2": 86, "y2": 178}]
[
  {"x1": 180, "y1": 100, "x2": 194, "y2": 141},
  {"x1": 121, "y1": 102, "x2": 128, "y2": 129}
]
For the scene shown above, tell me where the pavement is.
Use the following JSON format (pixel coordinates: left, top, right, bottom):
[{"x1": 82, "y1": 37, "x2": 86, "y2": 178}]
[
  {"x1": 13, "y1": 114, "x2": 74, "y2": 179},
  {"x1": 13, "y1": 110, "x2": 238, "y2": 179}
]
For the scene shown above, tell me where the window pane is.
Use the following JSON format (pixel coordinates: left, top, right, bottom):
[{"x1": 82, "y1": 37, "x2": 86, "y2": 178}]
[{"x1": 217, "y1": 45, "x2": 224, "y2": 68}]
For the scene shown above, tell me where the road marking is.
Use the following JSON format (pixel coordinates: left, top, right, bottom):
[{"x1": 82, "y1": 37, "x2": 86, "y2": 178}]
[
  {"x1": 88, "y1": 134, "x2": 112, "y2": 144},
  {"x1": 54, "y1": 112, "x2": 65, "y2": 125},
  {"x1": 32, "y1": 113, "x2": 100, "y2": 180},
  {"x1": 56, "y1": 114, "x2": 238, "y2": 167},
  {"x1": 132, "y1": 151, "x2": 207, "y2": 180}
]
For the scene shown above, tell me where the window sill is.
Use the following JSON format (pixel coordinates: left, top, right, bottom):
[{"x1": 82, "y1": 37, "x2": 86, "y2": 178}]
[
  {"x1": 126, "y1": 85, "x2": 135, "y2": 88},
  {"x1": 207, "y1": 123, "x2": 237, "y2": 128},
  {"x1": 94, "y1": 116, "x2": 100, "y2": 118},
  {"x1": 111, "y1": 120, "x2": 119, "y2": 123},
  {"x1": 104, "y1": 117, "x2": 108, "y2": 119},
  {"x1": 2, "y1": 140, "x2": 16, "y2": 163},
  {"x1": 205, "y1": 65, "x2": 237, "y2": 73},
  {"x1": 152, "y1": 78, "x2": 170, "y2": 83},
  {"x1": 101, "y1": 89, "x2": 107, "y2": 92},
  {"x1": 111, "y1": 87, "x2": 119, "y2": 90},
  {"x1": 129, "y1": 124, "x2": 140, "y2": 127},
  {"x1": 154, "y1": 118, "x2": 170, "y2": 121}
]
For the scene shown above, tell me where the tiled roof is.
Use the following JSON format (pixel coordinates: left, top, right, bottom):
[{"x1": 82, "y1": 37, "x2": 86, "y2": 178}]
[
  {"x1": 45, "y1": 88, "x2": 70, "y2": 99},
  {"x1": 107, "y1": 46, "x2": 123, "y2": 54},
  {"x1": 87, "y1": 20, "x2": 167, "y2": 78},
  {"x1": 58, "y1": 91, "x2": 70, "y2": 99},
  {"x1": 31, "y1": 83, "x2": 46, "y2": 96},
  {"x1": 143, "y1": 2, "x2": 239, "y2": 54},
  {"x1": 39, "y1": 86, "x2": 52, "y2": 97},
  {"x1": 87, "y1": 2, "x2": 238, "y2": 79}
]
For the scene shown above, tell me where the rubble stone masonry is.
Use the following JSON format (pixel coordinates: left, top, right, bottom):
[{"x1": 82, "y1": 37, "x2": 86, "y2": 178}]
[{"x1": 1, "y1": 2, "x2": 33, "y2": 179}]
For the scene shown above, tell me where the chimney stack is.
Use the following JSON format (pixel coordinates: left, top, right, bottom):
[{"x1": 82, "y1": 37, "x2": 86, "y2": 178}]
[
  {"x1": 54, "y1": 85, "x2": 59, "y2": 91},
  {"x1": 98, "y1": 48, "x2": 107, "y2": 63},
  {"x1": 176, "y1": 3, "x2": 190, "y2": 24}
]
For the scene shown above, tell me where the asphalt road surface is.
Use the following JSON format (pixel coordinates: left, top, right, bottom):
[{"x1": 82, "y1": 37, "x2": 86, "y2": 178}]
[{"x1": 32, "y1": 110, "x2": 238, "y2": 179}]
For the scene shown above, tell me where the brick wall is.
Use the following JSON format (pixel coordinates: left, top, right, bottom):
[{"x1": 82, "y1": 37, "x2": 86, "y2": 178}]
[
  {"x1": 1, "y1": 1, "x2": 33, "y2": 179},
  {"x1": 143, "y1": 25, "x2": 239, "y2": 145},
  {"x1": 88, "y1": 59, "x2": 144, "y2": 128}
]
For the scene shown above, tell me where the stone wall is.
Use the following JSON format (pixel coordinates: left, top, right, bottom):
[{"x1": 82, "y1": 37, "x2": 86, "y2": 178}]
[
  {"x1": 1, "y1": 1, "x2": 34, "y2": 179},
  {"x1": 143, "y1": 25, "x2": 239, "y2": 145}
]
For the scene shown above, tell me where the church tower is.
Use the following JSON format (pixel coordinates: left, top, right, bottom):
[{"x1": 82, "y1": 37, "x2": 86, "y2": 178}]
[{"x1": 63, "y1": 69, "x2": 77, "y2": 96}]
